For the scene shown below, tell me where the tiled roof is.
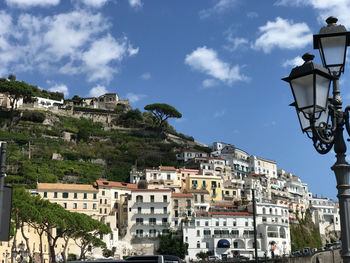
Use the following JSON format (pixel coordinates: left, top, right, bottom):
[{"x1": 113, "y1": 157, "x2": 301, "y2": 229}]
[
  {"x1": 210, "y1": 211, "x2": 252, "y2": 216},
  {"x1": 94, "y1": 180, "x2": 137, "y2": 189},
  {"x1": 172, "y1": 193, "x2": 193, "y2": 198},
  {"x1": 159, "y1": 166, "x2": 177, "y2": 171},
  {"x1": 131, "y1": 188, "x2": 172, "y2": 192},
  {"x1": 37, "y1": 183, "x2": 97, "y2": 192}
]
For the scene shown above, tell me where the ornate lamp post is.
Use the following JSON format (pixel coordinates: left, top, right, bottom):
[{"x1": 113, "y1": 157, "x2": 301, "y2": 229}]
[
  {"x1": 283, "y1": 16, "x2": 350, "y2": 263},
  {"x1": 12, "y1": 241, "x2": 29, "y2": 263}
]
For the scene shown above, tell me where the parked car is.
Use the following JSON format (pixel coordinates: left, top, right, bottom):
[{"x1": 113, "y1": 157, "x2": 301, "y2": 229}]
[
  {"x1": 208, "y1": 256, "x2": 219, "y2": 261},
  {"x1": 293, "y1": 250, "x2": 302, "y2": 257},
  {"x1": 303, "y1": 247, "x2": 312, "y2": 256}
]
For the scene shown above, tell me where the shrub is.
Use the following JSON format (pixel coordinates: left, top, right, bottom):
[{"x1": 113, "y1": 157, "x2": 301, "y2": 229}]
[{"x1": 21, "y1": 111, "x2": 45, "y2": 123}]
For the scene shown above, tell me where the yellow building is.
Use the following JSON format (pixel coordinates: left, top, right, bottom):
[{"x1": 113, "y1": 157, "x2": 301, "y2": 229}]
[{"x1": 185, "y1": 174, "x2": 223, "y2": 201}]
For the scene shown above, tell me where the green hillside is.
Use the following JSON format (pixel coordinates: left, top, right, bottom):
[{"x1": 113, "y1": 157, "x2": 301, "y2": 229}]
[{"x1": 0, "y1": 108, "x2": 208, "y2": 188}]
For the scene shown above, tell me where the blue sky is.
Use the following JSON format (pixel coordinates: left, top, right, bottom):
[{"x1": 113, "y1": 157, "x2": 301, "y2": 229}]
[{"x1": 2, "y1": 0, "x2": 350, "y2": 200}]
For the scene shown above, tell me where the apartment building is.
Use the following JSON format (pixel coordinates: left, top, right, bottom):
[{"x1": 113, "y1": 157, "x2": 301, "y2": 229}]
[
  {"x1": 127, "y1": 187, "x2": 172, "y2": 254},
  {"x1": 185, "y1": 173, "x2": 223, "y2": 201},
  {"x1": 250, "y1": 156, "x2": 277, "y2": 179},
  {"x1": 129, "y1": 166, "x2": 177, "y2": 186},
  {"x1": 183, "y1": 211, "x2": 261, "y2": 260},
  {"x1": 309, "y1": 196, "x2": 340, "y2": 243},
  {"x1": 177, "y1": 149, "x2": 209, "y2": 163},
  {"x1": 220, "y1": 145, "x2": 250, "y2": 180},
  {"x1": 171, "y1": 193, "x2": 194, "y2": 228}
]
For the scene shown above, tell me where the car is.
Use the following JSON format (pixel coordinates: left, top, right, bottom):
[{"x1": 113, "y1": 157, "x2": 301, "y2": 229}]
[
  {"x1": 125, "y1": 255, "x2": 181, "y2": 263},
  {"x1": 303, "y1": 247, "x2": 312, "y2": 256},
  {"x1": 293, "y1": 250, "x2": 302, "y2": 257},
  {"x1": 208, "y1": 256, "x2": 219, "y2": 261}
]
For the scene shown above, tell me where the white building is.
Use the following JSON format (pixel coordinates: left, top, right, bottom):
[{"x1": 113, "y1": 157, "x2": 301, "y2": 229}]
[
  {"x1": 127, "y1": 187, "x2": 172, "y2": 255},
  {"x1": 220, "y1": 145, "x2": 250, "y2": 180},
  {"x1": 177, "y1": 149, "x2": 209, "y2": 163},
  {"x1": 183, "y1": 202, "x2": 291, "y2": 261},
  {"x1": 249, "y1": 156, "x2": 277, "y2": 179},
  {"x1": 309, "y1": 196, "x2": 340, "y2": 243},
  {"x1": 130, "y1": 166, "x2": 177, "y2": 185},
  {"x1": 35, "y1": 97, "x2": 64, "y2": 109}
]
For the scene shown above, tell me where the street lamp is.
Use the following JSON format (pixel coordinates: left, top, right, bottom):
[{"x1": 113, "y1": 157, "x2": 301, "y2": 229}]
[
  {"x1": 12, "y1": 241, "x2": 29, "y2": 263},
  {"x1": 283, "y1": 16, "x2": 350, "y2": 263}
]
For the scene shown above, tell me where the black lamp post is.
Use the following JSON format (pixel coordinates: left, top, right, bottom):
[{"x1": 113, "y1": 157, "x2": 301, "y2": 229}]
[
  {"x1": 283, "y1": 16, "x2": 350, "y2": 263},
  {"x1": 12, "y1": 241, "x2": 29, "y2": 263}
]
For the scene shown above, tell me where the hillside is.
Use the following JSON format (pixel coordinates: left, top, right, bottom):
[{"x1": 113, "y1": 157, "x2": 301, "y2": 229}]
[{"x1": 0, "y1": 108, "x2": 209, "y2": 188}]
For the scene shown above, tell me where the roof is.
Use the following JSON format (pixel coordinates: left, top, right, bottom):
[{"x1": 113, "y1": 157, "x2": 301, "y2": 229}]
[
  {"x1": 132, "y1": 188, "x2": 172, "y2": 192},
  {"x1": 37, "y1": 183, "x2": 97, "y2": 192},
  {"x1": 183, "y1": 148, "x2": 207, "y2": 153},
  {"x1": 172, "y1": 193, "x2": 193, "y2": 198},
  {"x1": 159, "y1": 166, "x2": 177, "y2": 171},
  {"x1": 210, "y1": 212, "x2": 252, "y2": 216},
  {"x1": 94, "y1": 180, "x2": 137, "y2": 189}
]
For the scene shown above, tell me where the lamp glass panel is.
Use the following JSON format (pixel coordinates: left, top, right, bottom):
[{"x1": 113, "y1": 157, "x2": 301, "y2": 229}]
[
  {"x1": 298, "y1": 107, "x2": 329, "y2": 133},
  {"x1": 291, "y1": 74, "x2": 314, "y2": 114},
  {"x1": 315, "y1": 74, "x2": 330, "y2": 110},
  {"x1": 320, "y1": 35, "x2": 346, "y2": 72}
]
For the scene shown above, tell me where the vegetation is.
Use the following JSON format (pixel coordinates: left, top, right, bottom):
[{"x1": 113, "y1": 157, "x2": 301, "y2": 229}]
[
  {"x1": 11, "y1": 187, "x2": 111, "y2": 263},
  {"x1": 290, "y1": 209, "x2": 322, "y2": 251},
  {"x1": 157, "y1": 232, "x2": 188, "y2": 259},
  {"x1": 144, "y1": 103, "x2": 182, "y2": 129}
]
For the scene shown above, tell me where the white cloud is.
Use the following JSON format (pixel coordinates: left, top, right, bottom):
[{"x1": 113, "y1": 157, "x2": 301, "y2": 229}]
[
  {"x1": 252, "y1": 17, "x2": 312, "y2": 53},
  {"x1": 79, "y1": 0, "x2": 109, "y2": 8},
  {"x1": 6, "y1": 0, "x2": 59, "y2": 8},
  {"x1": 49, "y1": 83, "x2": 69, "y2": 98},
  {"x1": 275, "y1": 0, "x2": 350, "y2": 28},
  {"x1": 202, "y1": 79, "x2": 218, "y2": 88},
  {"x1": 199, "y1": 0, "x2": 237, "y2": 19},
  {"x1": 185, "y1": 46, "x2": 248, "y2": 85},
  {"x1": 0, "y1": 10, "x2": 137, "y2": 82},
  {"x1": 214, "y1": 110, "x2": 226, "y2": 118},
  {"x1": 140, "y1": 72, "x2": 151, "y2": 80},
  {"x1": 129, "y1": 0, "x2": 143, "y2": 9},
  {"x1": 126, "y1": 92, "x2": 146, "y2": 103},
  {"x1": 282, "y1": 56, "x2": 304, "y2": 68},
  {"x1": 89, "y1": 85, "x2": 108, "y2": 97},
  {"x1": 225, "y1": 37, "x2": 249, "y2": 52}
]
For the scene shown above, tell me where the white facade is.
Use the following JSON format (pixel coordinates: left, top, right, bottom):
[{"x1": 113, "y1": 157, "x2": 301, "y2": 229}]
[
  {"x1": 177, "y1": 149, "x2": 209, "y2": 162},
  {"x1": 309, "y1": 197, "x2": 340, "y2": 237},
  {"x1": 183, "y1": 202, "x2": 291, "y2": 261},
  {"x1": 250, "y1": 156, "x2": 277, "y2": 179},
  {"x1": 35, "y1": 97, "x2": 64, "y2": 109}
]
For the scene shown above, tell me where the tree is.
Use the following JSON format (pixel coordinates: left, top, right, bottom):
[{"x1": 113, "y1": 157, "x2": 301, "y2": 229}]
[
  {"x1": 144, "y1": 103, "x2": 182, "y2": 129},
  {"x1": 0, "y1": 77, "x2": 34, "y2": 110},
  {"x1": 157, "y1": 232, "x2": 188, "y2": 259},
  {"x1": 71, "y1": 213, "x2": 111, "y2": 260}
]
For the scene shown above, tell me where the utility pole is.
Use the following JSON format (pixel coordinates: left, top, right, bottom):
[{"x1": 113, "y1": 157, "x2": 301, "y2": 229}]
[{"x1": 252, "y1": 189, "x2": 258, "y2": 263}]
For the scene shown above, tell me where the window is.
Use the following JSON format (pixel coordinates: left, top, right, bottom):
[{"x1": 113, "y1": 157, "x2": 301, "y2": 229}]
[
  {"x1": 137, "y1": 207, "x2": 142, "y2": 214},
  {"x1": 149, "y1": 218, "x2": 156, "y2": 225},
  {"x1": 216, "y1": 221, "x2": 219, "y2": 226},
  {"x1": 149, "y1": 229, "x2": 157, "y2": 237},
  {"x1": 186, "y1": 200, "x2": 191, "y2": 208},
  {"x1": 104, "y1": 208, "x2": 107, "y2": 214},
  {"x1": 73, "y1": 203, "x2": 77, "y2": 209},
  {"x1": 83, "y1": 203, "x2": 87, "y2": 209},
  {"x1": 163, "y1": 207, "x2": 167, "y2": 214},
  {"x1": 245, "y1": 221, "x2": 248, "y2": 226},
  {"x1": 93, "y1": 203, "x2": 97, "y2": 209},
  {"x1": 194, "y1": 194, "x2": 198, "y2": 202},
  {"x1": 163, "y1": 195, "x2": 168, "y2": 202},
  {"x1": 204, "y1": 230, "x2": 211, "y2": 236},
  {"x1": 84, "y1": 193, "x2": 87, "y2": 199},
  {"x1": 233, "y1": 220, "x2": 237, "y2": 226},
  {"x1": 136, "y1": 195, "x2": 143, "y2": 203},
  {"x1": 196, "y1": 221, "x2": 200, "y2": 226},
  {"x1": 63, "y1": 203, "x2": 67, "y2": 208},
  {"x1": 200, "y1": 195, "x2": 204, "y2": 203},
  {"x1": 150, "y1": 207, "x2": 154, "y2": 214},
  {"x1": 197, "y1": 230, "x2": 200, "y2": 236},
  {"x1": 136, "y1": 218, "x2": 143, "y2": 225},
  {"x1": 162, "y1": 218, "x2": 168, "y2": 225},
  {"x1": 43, "y1": 192, "x2": 47, "y2": 198},
  {"x1": 102, "y1": 191, "x2": 105, "y2": 196},
  {"x1": 223, "y1": 221, "x2": 227, "y2": 226},
  {"x1": 74, "y1": 193, "x2": 78, "y2": 199},
  {"x1": 150, "y1": 195, "x2": 155, "y2": 202},
  {"x1": 205, "y1": 221, "x2": 209, "y2": 226},
  {"x1": 114, "y1": 192, "x2": 118, "y2": 199},
  {"x1": 233, "y1": 241, "x2": 238, "y2": 249},
  {"x1": 174, "y1": 199, "x2": 178, "y2": 207},
  {"x1": 54, "y1": 192, "x2": 57, "y2": 198},
  {"x1": 104, "y1": 199, "x2": 107, "y2": 204},
  {"x1": 136, "y1": 229, "x2": 143, "y2": 237},
  {"x1": 167, "y1": 174, "x2": 171, "y2": 180},
  {"x1": 175, "y1": 210, "x2": 178, "y2": 217},
  {"x1": 197, "y1": 241, "x2": 200, "y2": 248}
]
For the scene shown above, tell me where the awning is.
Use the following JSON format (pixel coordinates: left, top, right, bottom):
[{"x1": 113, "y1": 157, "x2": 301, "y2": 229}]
[{"x1": 217, "y1": 239, "x2": 230, "y2": 248}]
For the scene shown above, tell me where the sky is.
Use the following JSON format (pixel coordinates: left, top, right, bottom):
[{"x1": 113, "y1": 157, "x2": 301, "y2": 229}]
[{"x1": 2, "y1": 0, "x2": 350, "y2": 200}]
